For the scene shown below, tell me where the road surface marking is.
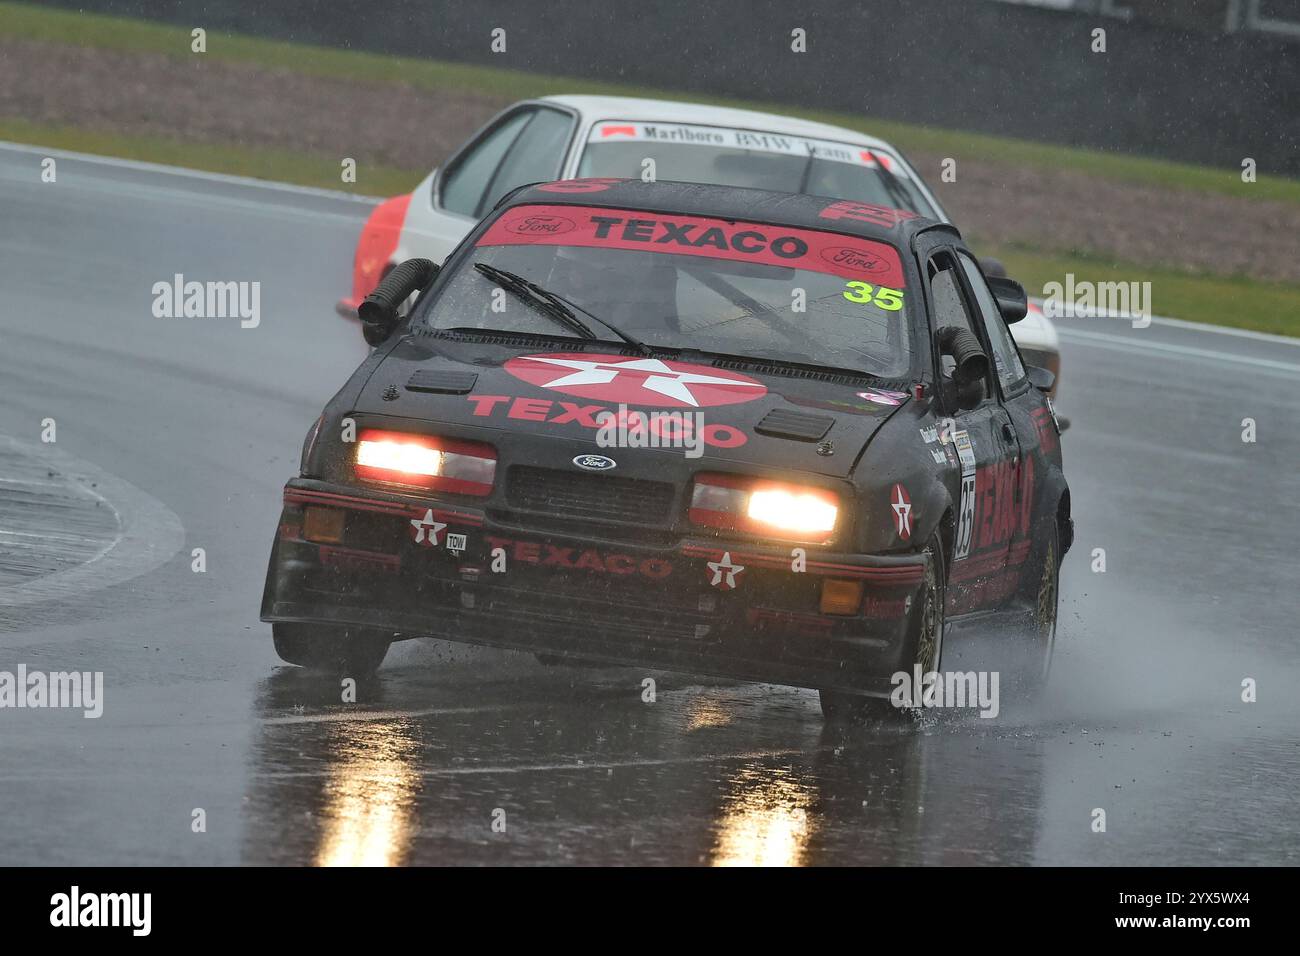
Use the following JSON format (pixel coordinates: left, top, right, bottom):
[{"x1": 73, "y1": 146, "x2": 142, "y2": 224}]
[
  {"x1": 1148, "y1": 314, "x2": 1300, "y2": 346},
  {"x1": 1057, "y1": 327, "x2": 1300, "y2": 377},
  {"x1": 0, "y1": 436, "x2": 185, "y2": 607},
  {"x1": 0, "y1": 140, "x2": 381, "y2": 204},
  {"x1": 253, "y1": 750, "x2": 811, "y2": 777}
]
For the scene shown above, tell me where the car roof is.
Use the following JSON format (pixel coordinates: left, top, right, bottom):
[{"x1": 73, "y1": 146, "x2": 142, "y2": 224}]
[
  {"x1": 539, "y1": 95, "x2": 899, "y2": 150},
  {"x1": 504, "y1": 179, "x2": 956, "y2": 248}
]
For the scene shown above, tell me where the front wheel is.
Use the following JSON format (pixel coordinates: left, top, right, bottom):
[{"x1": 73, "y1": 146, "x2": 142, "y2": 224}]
[
  {"x1": 271, "y1": 622, "x2": 392, "y2": 676},
  {"x1": 819, "y1": 532, "x2": 947, "y2": 723}
]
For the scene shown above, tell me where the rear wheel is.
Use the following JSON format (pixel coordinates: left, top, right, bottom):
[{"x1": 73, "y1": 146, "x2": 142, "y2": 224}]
[
  {"x1": 272, "y1": 622, "x2": 392, "y2": 676},
  {"x1": 819, "y1": 532, "x2": 947, "y2": 723}
]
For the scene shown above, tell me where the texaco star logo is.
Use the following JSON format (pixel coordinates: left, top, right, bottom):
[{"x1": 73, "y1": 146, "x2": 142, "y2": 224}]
[
  {"x1": 890, "y1": 484, "x2": 912, "y2": 541},
  {"x1": 504, "y1": 353, "x2": 767, "y2": 408},
  {"x1": 410, "y1": 509, "x2": 446, "y2": 547},
  {"x1": 707, "y1": 551, "x2": 745, "y2": 589}
]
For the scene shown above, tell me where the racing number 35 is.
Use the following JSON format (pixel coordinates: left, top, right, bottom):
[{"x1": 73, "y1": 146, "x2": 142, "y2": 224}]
[{"x1": 843, "y1": 281, "x2": 904, "y2": 311}]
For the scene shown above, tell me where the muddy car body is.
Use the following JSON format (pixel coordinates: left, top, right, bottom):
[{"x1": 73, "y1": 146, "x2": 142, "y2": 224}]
[{"x1": 265, "y1": 179, "x2": 1071, "y2": 718}]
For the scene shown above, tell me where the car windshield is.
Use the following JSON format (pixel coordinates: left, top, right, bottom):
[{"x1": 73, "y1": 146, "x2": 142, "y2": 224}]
[
  {"x1": 576, "y1": 121, "x2": 940, "y2": 219},
  {"x1": 419, "y1": 202, "x2": 916, "y2": 378}
]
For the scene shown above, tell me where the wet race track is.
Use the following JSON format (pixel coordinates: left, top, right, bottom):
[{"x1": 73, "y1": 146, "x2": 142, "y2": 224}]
[{"x1": 1, "y1": 144, "x2": 1298, "y2": 866}]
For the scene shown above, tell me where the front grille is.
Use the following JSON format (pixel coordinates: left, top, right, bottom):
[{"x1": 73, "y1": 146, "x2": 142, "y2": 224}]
[
  {"x1": 505, "y1": 466, "x2": 676, "y2": 526},
  {"x1": 482, "y1": 589, "x2": 708, "y2": 644}
]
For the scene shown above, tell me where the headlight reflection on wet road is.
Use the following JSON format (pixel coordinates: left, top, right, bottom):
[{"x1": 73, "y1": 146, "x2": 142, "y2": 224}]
[
  {"x1": 711, "y1": 763, "x2": 816, "y2": 867},
  {"x1": 315, "y1": 721, "x2": 422, "y2": 867}
]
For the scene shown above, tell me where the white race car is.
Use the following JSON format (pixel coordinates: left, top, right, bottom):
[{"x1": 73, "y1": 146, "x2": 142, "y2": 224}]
[{"x1": 339, "y1": 95, "x2": 1061, "y2": 395}]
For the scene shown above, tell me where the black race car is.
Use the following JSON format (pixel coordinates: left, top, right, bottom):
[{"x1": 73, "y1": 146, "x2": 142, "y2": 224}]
[{"x1": 261, "y1": 179, "x2": 1071, "y2": 720}]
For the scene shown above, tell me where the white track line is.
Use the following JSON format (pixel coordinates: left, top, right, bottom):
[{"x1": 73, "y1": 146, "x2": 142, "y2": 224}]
[
  {"x1": 254, "y1": 749, "x2": 809, "y2": 778},
  {"x1": 262, "y1": 703, "x2": 524, "y2": 725},
  {"x1": 1147, "y1": 314, "x2": 1300, "y2": 346},
  {"x1": 0, "y1": 436, "x2": 186, "y2": 607},
  {"x1": 1057, "y1": 327, "x2": 1300, "y2": 376},
  {"x1": 0, "y1": 749, "x2": 812, "y2": 783},
  {"x1": 1029, "y1": 301, "x2": 1299, "y2": 347},
  {"x1": 0, "y1": 139, "x2": 383, "y2": 204}
]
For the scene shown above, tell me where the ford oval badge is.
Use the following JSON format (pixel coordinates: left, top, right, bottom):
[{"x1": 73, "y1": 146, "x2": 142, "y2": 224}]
[{"x1": 573, "y1": 454, "x2": 617, "y2": 472}]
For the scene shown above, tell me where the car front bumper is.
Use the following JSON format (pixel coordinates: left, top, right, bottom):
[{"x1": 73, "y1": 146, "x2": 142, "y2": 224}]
[{"x1": 260, "y1": 479, "x2": 931, "y2": 694}]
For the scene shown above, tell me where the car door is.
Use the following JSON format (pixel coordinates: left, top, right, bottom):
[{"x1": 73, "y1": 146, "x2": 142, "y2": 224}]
[
  {"x1": 919, "y1": 243, "x2": 1020, "y2": 615},
  {"x1": 956, "y1": 249, "x2": 1053, "y2": 593}
]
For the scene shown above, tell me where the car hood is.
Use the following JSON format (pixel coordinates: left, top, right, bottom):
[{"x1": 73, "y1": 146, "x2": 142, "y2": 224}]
[{"x1": 352, "y1": 335, "x2": 910, "y2": 480}]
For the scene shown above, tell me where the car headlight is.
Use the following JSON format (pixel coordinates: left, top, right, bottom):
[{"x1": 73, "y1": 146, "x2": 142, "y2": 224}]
[
  {"x1": 689, "y1": 473, "x2": 839, "y2": 543},
  {"x1": 354, "y1": 429, "x2": 496, "y2": 496}
]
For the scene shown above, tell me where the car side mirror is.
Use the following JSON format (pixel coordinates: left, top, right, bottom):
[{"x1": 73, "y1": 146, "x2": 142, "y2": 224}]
[
  {"x1": 978, "y1": 256, "x2": 1007, "y2": 279},
  {"x1": 987, "y1": 276, "x2": 1028, "y2": 324},
  {"x1": 938, "y1": 327, "x2": 990, "y2": 410},
  {"x1": 359, "y1": 258, "x2": 439, "y2": 346},
  {"x1": 1026, "y1": 365, "x2": 1056, "y2": 393}
]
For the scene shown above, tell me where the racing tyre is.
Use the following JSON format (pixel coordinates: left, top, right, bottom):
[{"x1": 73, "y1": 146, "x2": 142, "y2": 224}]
[
  {"x1": 272, "y1": 622, "x2": 392, "y2": 676},
  {"x1": 819, "y1": 532, "x2": 947, "y2": 723}
]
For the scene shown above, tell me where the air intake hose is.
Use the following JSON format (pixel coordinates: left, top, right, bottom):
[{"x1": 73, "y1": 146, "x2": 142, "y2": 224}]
[
  {"x1": 939, "y1": 327, "x2": 990, "y2": 384},
  {"x1": 359, "y1": 258, "x2": 439, "y2": 327}
]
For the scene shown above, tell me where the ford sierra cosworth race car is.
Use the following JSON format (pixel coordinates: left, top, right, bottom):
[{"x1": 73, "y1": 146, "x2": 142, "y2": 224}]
[
  {"x1": 263, "y1": 178, "x2": 1071, "y2": 720},
  {"x1": 337, "y1": 95, "x2": 1062, "y2": 397}
]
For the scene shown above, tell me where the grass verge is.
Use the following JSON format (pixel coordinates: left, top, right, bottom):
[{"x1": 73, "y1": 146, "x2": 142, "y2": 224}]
[{"x1": 989, "y1": 245, "x2": 1300, "y2": 338}]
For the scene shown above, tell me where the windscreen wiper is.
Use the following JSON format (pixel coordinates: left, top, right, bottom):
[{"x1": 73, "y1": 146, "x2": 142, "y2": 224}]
[
  {"x1": 474, "y1": 262, "x2": 597, "y2": 342},
  {"x1": 473, "y1": 262, "x2": 650, "y2": 355}
]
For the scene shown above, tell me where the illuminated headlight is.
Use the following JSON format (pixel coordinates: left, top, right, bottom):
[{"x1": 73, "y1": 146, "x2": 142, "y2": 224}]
[
  {"x1": 357, "y1": 437, "x2": 442, "y2": 476},
  {"x1": 354, "y1": 429, "x2": 496, "y2": 496},
  {"x1": 689, "y1": 473, "x2": 839, "y2": 542}
]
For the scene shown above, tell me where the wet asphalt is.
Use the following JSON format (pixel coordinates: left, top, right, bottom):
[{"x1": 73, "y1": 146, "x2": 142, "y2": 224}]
[{"x1": 1, "y1": 145, "x2": 1297, "y2": 865}]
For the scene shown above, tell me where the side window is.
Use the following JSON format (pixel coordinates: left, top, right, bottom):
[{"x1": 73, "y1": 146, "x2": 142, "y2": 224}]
[
  {"x1": 959, "y1": 252, "x2": 1026, "y2": 395},
  {"x1": 439, "y1": 110, "x2": 533, "y2": 217},
  {"x1": 479, "y1": 108, "x2": 574, "y2": 216},
  {"x1": 927, "y1": 252, "x2": 989, "y2": 404}
]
